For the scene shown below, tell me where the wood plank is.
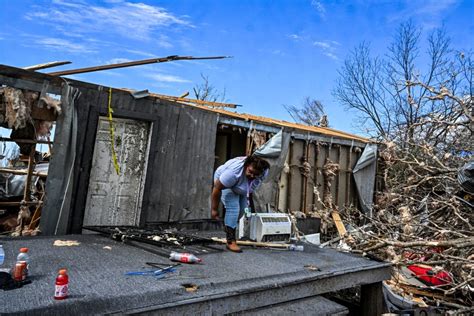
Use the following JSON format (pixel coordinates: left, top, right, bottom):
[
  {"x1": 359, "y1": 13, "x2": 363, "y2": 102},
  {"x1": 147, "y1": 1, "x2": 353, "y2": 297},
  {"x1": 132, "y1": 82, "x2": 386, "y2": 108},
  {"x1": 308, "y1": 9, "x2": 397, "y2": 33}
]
[
  {"x1": 328, "y1": 145, "x2": 339, "y2": 208},
  {"x1": 146, "y1": 102, "x2": 181, "y2": 222},
  {"x1": 314, "y1": 143, "x2": 326, "y2": 210},
  {"x1": 331, "y1": 211, "x2": 347, "y2": 238},
  {"x1": 277, "y1": 150, "x2": 290, "y2": 212},
  {"x1": 305, "y1": 142, "x2": 316, "y2": 213},
  {"x1": 211, "y1": 237, "x2": 289, "y2": 248},
  {"x1": 289, "y1": 140, "x2": 303, "y2": 213},
  {"x1": 361, "y1": 282, "x2": 385, "y2": 316},
  {"x1": 338, "y1": 146, "x2": 348, "y2": 209}
]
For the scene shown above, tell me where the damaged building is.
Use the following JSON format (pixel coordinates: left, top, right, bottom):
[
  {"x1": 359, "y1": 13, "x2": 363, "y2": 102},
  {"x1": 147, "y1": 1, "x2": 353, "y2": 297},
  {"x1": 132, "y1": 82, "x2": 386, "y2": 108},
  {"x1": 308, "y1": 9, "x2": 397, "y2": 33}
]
[{"x1": 0, "y1": 64, "x2": 374, "y2": 237}]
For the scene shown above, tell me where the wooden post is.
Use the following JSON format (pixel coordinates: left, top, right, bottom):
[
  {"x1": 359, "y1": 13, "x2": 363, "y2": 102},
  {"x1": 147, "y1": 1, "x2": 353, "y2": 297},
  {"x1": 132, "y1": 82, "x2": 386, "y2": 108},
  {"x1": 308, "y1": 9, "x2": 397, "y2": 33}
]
[
  {"x1": 302, "y1": 140, "x2": 309, "y2": 214},
  {"x1": 23, "y1": 146, "x2": 37, "y2": 204},
  {"x1": 361, "y1": 282, "x2": 385, "y2": 316}
]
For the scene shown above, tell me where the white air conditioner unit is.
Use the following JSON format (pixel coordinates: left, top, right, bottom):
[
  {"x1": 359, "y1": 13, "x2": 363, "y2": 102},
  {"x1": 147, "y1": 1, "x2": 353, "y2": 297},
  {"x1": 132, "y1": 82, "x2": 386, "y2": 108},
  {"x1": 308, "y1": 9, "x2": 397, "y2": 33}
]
[{"x1": 238, "y1": 213, "x2": 291, "y2": 242}]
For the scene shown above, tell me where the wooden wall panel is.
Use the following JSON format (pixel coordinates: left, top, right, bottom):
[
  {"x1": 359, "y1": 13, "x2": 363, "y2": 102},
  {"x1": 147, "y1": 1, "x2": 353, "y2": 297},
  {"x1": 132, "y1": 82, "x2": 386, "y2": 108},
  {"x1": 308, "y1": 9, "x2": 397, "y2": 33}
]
[
  {"x1": 277, "y1": 152, "x2": 290, "y2": 212},
  {"x1": 314, "y1": 143, "x2": 326, "y2": 210},
  {"x1": 305, "y1": 142, "x2": 316, "y2": 213},
  {"x1": 338, "y1": 146, "x2": 349, "y2": 210},
  {"x1": 288, "y1": 140, "x2": 303, "y2": 213},
  {"x1": 146, "y1": 104, "x2": 217, "y2": 222}
]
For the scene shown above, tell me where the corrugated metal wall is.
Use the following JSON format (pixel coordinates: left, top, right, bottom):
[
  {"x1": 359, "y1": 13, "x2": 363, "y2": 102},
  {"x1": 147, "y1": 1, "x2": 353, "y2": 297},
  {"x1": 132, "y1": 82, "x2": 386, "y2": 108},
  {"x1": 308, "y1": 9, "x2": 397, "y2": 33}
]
[{"x1": 277, "y1": 139, "x2": 362, "y2": 214}]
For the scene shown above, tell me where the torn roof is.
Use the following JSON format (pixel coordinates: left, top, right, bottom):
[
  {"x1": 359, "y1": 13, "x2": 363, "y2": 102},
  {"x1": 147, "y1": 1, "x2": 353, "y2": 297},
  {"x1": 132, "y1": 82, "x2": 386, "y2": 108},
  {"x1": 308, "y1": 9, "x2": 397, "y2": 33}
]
[{"x1": 141, "y1": 91, "x2": 370, "y2": 143}]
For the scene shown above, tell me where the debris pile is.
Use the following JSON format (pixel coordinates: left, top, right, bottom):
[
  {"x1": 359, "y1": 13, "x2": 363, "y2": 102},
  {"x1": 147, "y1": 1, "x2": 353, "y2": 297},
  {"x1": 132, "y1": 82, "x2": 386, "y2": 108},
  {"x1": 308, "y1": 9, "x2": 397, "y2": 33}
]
[{"x1": 339, "y1": 140, "x2": 473, "y2": 312}]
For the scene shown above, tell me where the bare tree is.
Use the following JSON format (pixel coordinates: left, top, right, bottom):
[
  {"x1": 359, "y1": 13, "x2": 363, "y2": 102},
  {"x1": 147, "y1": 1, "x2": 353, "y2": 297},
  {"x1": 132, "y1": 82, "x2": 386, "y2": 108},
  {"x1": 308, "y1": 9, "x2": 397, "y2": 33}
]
[
  {"x1": 284, "y1": 97, "x2": 326, "y2": 126},
  {"x1": 193, "y1": 73, "x2": 226, "y2": 103},
  {"x1": 333, "y1": 21, "x2": 472, "y2": 144}
]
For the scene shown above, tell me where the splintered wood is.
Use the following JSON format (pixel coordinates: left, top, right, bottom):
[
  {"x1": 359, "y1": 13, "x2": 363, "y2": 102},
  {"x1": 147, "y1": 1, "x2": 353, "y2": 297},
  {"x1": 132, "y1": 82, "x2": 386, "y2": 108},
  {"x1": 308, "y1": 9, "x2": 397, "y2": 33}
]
[{"x1": 333, "y1": 139, "x2": 474, "y2": 312}]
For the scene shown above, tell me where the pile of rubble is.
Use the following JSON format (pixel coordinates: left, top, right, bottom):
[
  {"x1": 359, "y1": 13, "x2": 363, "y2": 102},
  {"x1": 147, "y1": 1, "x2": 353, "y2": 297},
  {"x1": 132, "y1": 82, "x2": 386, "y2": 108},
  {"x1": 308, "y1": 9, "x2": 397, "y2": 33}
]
[{"x1": 336, "y1": 140, "x2": 473, "y2": 312}]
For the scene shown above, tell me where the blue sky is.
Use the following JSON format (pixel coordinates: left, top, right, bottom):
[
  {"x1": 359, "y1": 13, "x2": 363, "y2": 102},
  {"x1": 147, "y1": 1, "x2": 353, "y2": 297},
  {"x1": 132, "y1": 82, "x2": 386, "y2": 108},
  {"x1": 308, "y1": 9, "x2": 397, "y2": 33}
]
[{"x1": 0, "y1": 0, "x2": 473, "y2": 134}]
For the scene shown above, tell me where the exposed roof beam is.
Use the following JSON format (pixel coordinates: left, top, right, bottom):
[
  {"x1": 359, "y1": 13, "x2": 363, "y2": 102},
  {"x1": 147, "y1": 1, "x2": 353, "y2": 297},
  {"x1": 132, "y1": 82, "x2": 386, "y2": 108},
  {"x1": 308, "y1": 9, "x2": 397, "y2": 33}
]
[
  {"x1": 46, "y1": 55, "x2": 230, "y2": 76},
  {"x1": 23, "y1": 61, "x2": 72, "y2": 71}
]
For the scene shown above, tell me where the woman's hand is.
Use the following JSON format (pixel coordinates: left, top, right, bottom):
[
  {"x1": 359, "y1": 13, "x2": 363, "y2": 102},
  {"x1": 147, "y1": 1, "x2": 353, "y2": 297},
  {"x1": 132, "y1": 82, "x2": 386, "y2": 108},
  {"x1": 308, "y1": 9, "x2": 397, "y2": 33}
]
[{"x1": 211, "y1": 209, "x2": 220, "y2": 220}]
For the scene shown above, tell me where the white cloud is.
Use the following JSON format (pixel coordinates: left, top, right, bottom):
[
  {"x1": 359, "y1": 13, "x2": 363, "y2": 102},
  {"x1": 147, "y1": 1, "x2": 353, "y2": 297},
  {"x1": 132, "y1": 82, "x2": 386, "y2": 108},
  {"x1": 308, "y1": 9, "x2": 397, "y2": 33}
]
[
  {"x1": 26, "y1": 1, "x2": 193, "y2": 41},
  {"x1": 288, "y1": 34, "x2": 301, "y2": 41},
  {"x1": 313, "y1": 40, "x2": 340, "y2": 60},
  {"x1": 34, "y1": 37, "x2": 96, "y2": 53},
  {"x1": 387, "y1": 0, "x2": 459, "y2": 28},
  {"x1": 124, "y1": 49, "x2": 157, "y2": 58},
  {"x1": 106, "y1": 58, "x2": 132, "y2": 64},
  {"x1": 313, "y1": 41, "x2": 331, "y2": 49},
  {"x1": 311, "y1": 0, "x2": 326, "y2": 19},
  {"x1": 147, "y1": 73, "x2": 191, "y2": 83}
]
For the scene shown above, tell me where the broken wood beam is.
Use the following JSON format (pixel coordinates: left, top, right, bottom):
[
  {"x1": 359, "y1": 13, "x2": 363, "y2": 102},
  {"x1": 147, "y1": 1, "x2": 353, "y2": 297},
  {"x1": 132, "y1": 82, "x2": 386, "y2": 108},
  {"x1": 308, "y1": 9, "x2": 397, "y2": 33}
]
[
  {"x1": 0, "y1": 168, "x2": 47, "y2": 177},
  {"x1": 0, "y1": 201, "x2": 42, "y2": 206},
  {"x1": 0, "y1": 137, "x2": 53, "y2": 145},
  {"x1": 23, "y1": 61, "x2": 72, "y2": 71},
  {"x1": 150, "y1": 92, "x2": 240, "y2": 108},
  {"x1": 23, "y1": 146, "x2": 37, "y2": 203},
  {"x1": 331, "y1": 211, "x2": 347, "y2": 238},
  {"x1": 211, "y1": 237, "x2": 290, "y2": 248},
  {"x1": 47, "y1": 55, "x2": 231, "y2": 76}
]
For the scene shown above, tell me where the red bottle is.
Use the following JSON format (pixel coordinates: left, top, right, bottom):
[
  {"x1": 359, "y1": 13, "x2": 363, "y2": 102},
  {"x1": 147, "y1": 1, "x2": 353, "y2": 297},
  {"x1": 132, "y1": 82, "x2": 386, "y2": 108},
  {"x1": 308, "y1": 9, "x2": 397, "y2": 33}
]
[{"x1": 54, "y1": 269, "x2": 69, "y2": 300}]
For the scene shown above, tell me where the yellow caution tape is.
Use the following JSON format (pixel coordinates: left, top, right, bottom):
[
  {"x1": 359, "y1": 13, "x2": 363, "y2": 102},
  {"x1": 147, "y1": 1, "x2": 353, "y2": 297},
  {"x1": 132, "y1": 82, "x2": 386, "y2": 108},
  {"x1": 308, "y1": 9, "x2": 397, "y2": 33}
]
[{"x1": 108, "y1": 87, "x2": 120, "y2": 175}]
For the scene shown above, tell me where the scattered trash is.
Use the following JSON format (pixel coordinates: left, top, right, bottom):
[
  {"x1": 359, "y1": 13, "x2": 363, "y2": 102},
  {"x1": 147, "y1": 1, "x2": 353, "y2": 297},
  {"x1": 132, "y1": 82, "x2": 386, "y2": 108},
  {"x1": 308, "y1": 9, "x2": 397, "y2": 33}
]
[
  {"x1": 125, "y1": 265, "x2": 177, "y2": 278},
  {"x1": 13, "y1": 261, "x2": 27, "y2": 281},
  {"x1": 54, "y1": 269, "x2": 68, "y2": 300},
  {"x1": 405, "y1": 264, "x2": 453, "y2": 287},
  {"x1": 53, "y1": 240, "x2": 80, "y2": 247},
  {"x1": 169, "y1": 252, "x2": 202, "y2": 264},
  {"x1": 288, "y1": 244, "x2": 304, "y2": 251},
  {"x1": 16, "y1": 247, "x2": 29, "y2": 278},
  {"x1": 182, "y1": 283, "x2": 199, "y2": 293},
  {"x1": 304, "y1": 264, "x2": 321, "y2": 271},
  {"x1": 0, "y1": 245, "x2": 4, "y2": 265},
  {"x1": 102, "y1": 246, "x2": 112, "y2": 250}
]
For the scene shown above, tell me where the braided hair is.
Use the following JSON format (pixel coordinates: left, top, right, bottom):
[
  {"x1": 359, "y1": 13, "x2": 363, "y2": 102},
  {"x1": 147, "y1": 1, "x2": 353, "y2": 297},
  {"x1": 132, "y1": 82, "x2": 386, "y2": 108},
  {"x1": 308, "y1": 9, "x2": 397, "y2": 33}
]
[{"x1": 243, "y1": 155, "x2": 270, "y2": 175}]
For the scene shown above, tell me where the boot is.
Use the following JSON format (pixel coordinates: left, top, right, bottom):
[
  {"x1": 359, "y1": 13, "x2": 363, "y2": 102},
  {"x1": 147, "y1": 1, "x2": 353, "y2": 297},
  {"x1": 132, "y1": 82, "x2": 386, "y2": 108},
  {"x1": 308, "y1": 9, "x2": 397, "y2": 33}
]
[{"x1": 225, "y1": 226, "x2": 242, "y2": 253}]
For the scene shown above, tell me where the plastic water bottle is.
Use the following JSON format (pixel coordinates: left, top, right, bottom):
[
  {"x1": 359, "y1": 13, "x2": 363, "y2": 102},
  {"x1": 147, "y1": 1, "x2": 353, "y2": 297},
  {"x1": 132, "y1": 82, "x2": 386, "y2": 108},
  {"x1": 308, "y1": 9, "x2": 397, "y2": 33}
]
[
  {"x1": 169, "y1": 252, "x2": 202, "y2": 263},
  {"x1": 17, "y1": 248, "x2": 30, "y2": 277},
  {"x1": 244, "y1": 207, "x2": 252, "y2": 218},
  {"x1": 288, "y1": 245, "x2": 304, "y2": 252},
  {"x1": 54, "y1": 269, "x2": 69, "y2": 300},
  {"x1": 0, "y1": 245, "x2": 4, "y2": 265}
]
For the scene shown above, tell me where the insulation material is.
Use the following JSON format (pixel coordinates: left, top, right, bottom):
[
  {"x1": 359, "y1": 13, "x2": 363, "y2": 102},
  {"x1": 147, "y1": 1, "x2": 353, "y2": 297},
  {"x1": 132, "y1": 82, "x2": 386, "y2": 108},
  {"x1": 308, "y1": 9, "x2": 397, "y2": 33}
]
[
  {"x1": 2, "y1": 87, "x2": 33, "y2": 129},
  {"x1": 322, "y1": 158, "x2": 339, "y2": 208},
  {"x1": 252, "y1": 130, "x2": 291, "y2": 212},
  {"x1": 353, "y1": 144, "x2": 378, "y2": 216},
  {"x1": 38, "y1": 95, "x2": 62, "y2": 115},
  {"x1": 249, "y1": 129, "x2": 267, "y2": 151},
  {"x1": 12, "y1": 204, "x2": 31, "y2": 237}
]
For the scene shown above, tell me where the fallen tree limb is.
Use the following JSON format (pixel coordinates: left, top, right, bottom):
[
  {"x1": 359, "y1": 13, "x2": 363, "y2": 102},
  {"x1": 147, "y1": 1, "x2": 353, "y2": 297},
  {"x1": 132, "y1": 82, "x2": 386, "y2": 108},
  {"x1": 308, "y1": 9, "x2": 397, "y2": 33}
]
[
  {"x1": 211, "y1": 237, "x2": 289, "y2": 248},
  {"x1": 362, "y1": 237, "x2": 474, "y2": 252}
]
